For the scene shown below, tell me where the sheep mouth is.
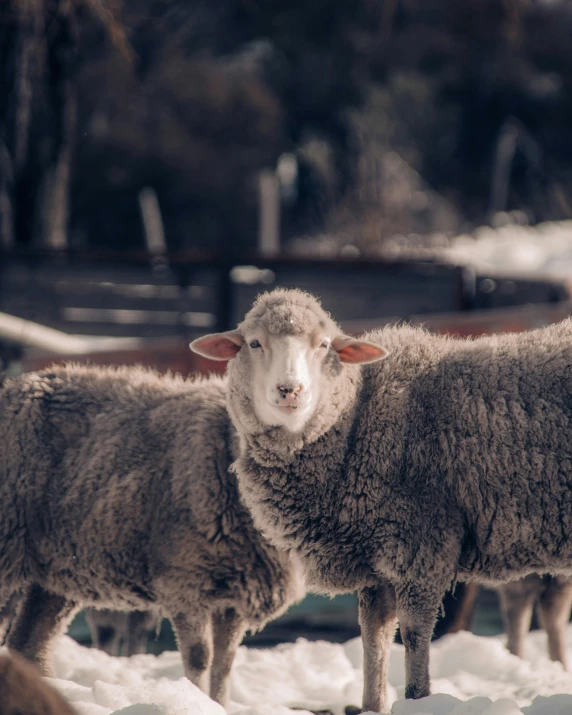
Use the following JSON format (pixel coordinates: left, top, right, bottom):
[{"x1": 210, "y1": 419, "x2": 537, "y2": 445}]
[{"x1": 270, "y1": 400, "x2": 312, "y2": 415}]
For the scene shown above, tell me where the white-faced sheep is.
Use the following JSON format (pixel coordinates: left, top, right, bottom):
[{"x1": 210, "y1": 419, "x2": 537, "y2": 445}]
[
  {"x1": 0, "y1": 365, "x2": 303, "y2": 707},
  {"x1": 191, "y1": 288, "x2": 572, "y2": 714},
  {"x1": 498, "y1": 575, "x2": 572, "y2": 667}
]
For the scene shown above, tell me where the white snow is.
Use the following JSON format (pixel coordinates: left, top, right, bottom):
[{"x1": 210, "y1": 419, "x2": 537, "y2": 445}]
[
  {"x1": 378, "y1": 219, "x2": 572, "y2": 283},
  {"x1": 9, "y1": 625, "x2": 572, "y2": 715},
  {"x1": 440, "y1": 220, "x2": 572, "y2": 280}
]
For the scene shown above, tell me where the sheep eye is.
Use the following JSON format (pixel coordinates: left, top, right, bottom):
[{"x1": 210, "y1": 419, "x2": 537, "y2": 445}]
[
  {"x1": 249, "y1": 340, "x2": 262, "y2": 349},
  {"x1": 320, "y1": 341, "x2": 329, "y2": 349}
]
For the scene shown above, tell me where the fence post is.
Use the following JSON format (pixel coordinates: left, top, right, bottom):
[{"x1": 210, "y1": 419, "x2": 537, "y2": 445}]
[{"x1": 258, "y1": 170, "x2": 280, "y2": 257}]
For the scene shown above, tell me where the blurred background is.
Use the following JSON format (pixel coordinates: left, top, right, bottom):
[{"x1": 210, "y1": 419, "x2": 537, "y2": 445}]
[{"x1": 2, "y1": 0, "x2": 572, "y2": 655}]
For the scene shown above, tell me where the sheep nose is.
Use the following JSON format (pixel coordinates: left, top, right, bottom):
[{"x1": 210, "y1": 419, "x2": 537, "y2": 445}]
[{"x1": 277, "y1": 384, "x2": 303, "y2": 396}]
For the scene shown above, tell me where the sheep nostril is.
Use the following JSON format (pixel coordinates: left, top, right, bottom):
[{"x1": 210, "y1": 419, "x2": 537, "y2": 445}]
[{"x1": 277, "y1": 384, "x2": 303, "y2": 395}]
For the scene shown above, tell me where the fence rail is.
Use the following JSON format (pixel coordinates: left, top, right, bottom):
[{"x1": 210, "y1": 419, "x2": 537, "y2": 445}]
[{"x1": 2, "y1": 251, "x2": 568, "y2": 341}]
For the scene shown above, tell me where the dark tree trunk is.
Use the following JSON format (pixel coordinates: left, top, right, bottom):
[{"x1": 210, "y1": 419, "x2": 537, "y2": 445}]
[
  {"x1": 0, "y1": 0, "x2": 124, "y2": 249},
  {"x1": 34, "y1": 6, "x2": 79, "y2": 249},
  {"x1": 1, "y1": 1, "x2": 45, "y2": 248}
]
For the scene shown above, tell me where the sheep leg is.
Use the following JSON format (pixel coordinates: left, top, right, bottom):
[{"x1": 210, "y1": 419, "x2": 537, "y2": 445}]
[
  {"x1": 359, "y1": 583, "x2": 397, "y2": 715},
  {"x1": 0, "y1": 592, "x2": 20, "y2": 644},
  {"x1": 537, "y1": 578, "x2": 572, "y2": 669},
  {"x1": 396, "y1": 582, "x2": 444, "y2": 701},
  {"x1": 7, "y1": 585, "x2": 78, "y2": 676},
  {"x1": 125, "y1": 610, "x2": 154, "y2": 656},
  {"x1": 209, "y1": 607, "x2": 246, "y2": 707},
  {"x1": 172, "y1": 611, "x2": 213, "y2": 694},
  {"x1": 92, "y1": 620, "x2": 123, "y2": 656},
  {"x1": 497, "y1": 580, "x2": 537, "y2": 659}
]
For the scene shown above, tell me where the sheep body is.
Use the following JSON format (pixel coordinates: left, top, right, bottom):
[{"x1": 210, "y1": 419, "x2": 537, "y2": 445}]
[
  {"x1": 0, "y1": 364, "x2": 302, "y2": 705},
  {"x1": 233, "y1": 316, "x2": 572, "y2": 589},
  {"x1": 204, "y1": 289, "x2": 572, "y2": 712}
]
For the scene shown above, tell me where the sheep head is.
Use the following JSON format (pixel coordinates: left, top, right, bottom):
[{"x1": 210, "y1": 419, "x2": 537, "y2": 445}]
[{"x1": 190, "y1": 289, "x2": 388, "y2": 437}]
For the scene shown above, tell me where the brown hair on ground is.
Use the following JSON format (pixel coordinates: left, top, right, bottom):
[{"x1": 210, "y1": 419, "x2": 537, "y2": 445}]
[{"x1": 0, "y1": 653, "x2": 76, "y2": 715}]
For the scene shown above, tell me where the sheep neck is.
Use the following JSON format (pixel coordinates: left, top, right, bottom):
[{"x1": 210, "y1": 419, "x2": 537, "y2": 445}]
[
  {"x1": 231, "y1": 363, "x2": 361, "y2": 466},
  {"x1": 230, "y1": 369, "x2": 366, "y2": 576}
]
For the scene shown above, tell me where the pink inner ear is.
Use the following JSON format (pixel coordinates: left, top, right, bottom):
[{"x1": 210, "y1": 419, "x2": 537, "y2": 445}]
[
  {"x1": 337, "y1": 342, "x2": 388, "y2": 364},
  {"x1": 193, "y1": 335, "x2": 242, "y2": 360}
]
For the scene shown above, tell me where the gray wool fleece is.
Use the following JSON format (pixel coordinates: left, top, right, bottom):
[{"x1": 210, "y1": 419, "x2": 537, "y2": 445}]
[
  {"x1": 226, "y1": 289, "x2": 572, "y2": 709},
  {"x1": 0, "y1": 364, "x2": 302, "y2": 700}
]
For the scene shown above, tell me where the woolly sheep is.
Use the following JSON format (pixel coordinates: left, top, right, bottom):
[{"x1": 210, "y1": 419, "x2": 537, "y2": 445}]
[
  {"x1": 0, "y1": 365, "x2": 303, "y2": 707},
  {"x1": 191, "y1": 288, "x2": 572, "y2": 714},
  {"x1": 498, "y1": 575, "x2": 572, "y2": 667}
]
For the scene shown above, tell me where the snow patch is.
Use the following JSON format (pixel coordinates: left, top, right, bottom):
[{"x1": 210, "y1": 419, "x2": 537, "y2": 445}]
[
  {"x1": 6, "y1": 625, "x2": 572, "y2": 715},
  {"x1": 441, "y1": 220, "x2": 572, "y2": 279}
]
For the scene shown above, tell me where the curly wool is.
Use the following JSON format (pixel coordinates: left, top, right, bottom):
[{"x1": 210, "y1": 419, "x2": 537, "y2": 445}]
[
  {"x1": 230, "y1": 292, "x2": 572, "y2": 592},
  {"x1": 0, "y1": 364, "x2": 301, "y2": 639},
  {"x1": 224, "y1": 289, "x2": 572, "y2": 710}
]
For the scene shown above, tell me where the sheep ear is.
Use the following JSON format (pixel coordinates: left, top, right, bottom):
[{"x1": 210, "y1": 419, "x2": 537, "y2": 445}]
[
  {"x1": 332, "y1": 335, "x2": 389, "y2": 364},
  {"x1": 190, "y1": 331, "x2": 244, "y2": 361}
]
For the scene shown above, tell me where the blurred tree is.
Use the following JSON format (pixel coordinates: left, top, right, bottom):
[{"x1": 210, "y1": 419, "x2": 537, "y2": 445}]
[
  {"x1": 0, "y1": 0, "x2": 127, "y2": 249},
  {"x1": 72, "y1": 48, "x2": 284, "y2": 253},
  {"x1": 366, "y1": 0, "x2": 572, "y2": 225},
  {"x1": 14, "y1": 0, "x2": 572, "y2": 253},
  {"x1": 69, "y1": 0, "x2": 384, "y2": 252},
  {"x1": 234, "y1": 0, "x2": 382, "y2": 196}
]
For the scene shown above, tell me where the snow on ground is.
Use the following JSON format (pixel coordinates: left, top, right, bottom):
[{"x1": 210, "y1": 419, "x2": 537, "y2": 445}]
[
  {"x1": 378, "y1": 218, "x2": 572, "y2": 282},
  {"x1": 440, "y1": 219, "x2": 572, "y2": 280},
  {"x1": 9, "y1": 625, "x2": 572, "y2": 715}
]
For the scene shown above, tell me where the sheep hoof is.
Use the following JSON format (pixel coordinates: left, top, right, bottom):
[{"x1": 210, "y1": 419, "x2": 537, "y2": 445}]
[
  {"x1": 344, "y1": 707, "x2": 361, "y2": 715},
  {"x1": 405, "y1": 684, "x2": 430, "y2": 699}
]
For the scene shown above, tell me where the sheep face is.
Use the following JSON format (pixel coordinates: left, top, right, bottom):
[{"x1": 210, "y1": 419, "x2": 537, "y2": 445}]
[
  {"x1": 239, "y1": 331, "x2": 335, "y2": 433},
  {"x1": 190, "y1": 289, "x2": 388, "y2": 435}
]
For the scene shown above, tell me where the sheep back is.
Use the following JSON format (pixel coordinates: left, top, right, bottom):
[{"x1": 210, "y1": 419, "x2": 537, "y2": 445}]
[{"x1": 0, "y1": 364, "x2": 298, "y2": 625}]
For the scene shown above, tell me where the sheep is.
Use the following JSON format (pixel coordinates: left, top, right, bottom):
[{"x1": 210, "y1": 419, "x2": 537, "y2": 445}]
[
  {"x1": 85, "y1": 608, "x2": 161, "y2": 656},
  {"x1": 498, "y1": 575, "x2": 572, "y2": 667},
  {"x1": 191, "y1": 287, "x2": 572, "y2": 714},
  {"x1": 0, "y1": 364, "x2": 303, "y2": 708},
  {"x1": 0, "y1": 652, "x2": 77, "y2": 715}
]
